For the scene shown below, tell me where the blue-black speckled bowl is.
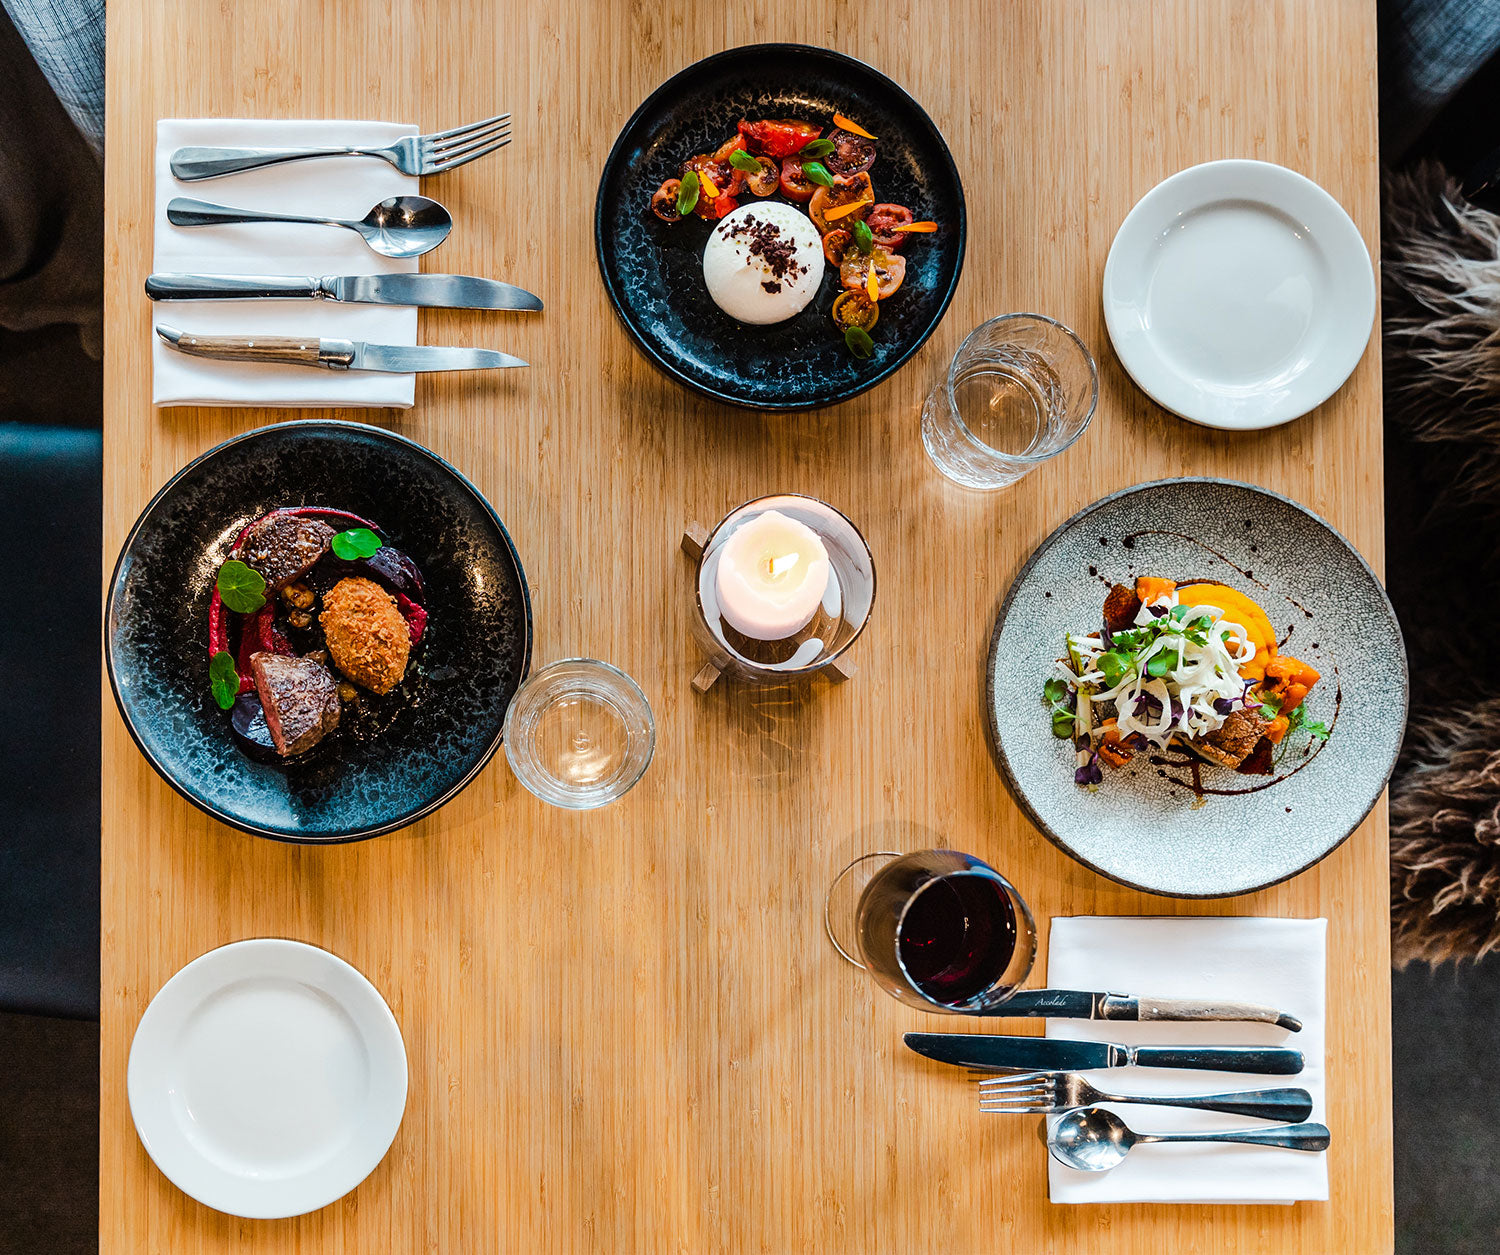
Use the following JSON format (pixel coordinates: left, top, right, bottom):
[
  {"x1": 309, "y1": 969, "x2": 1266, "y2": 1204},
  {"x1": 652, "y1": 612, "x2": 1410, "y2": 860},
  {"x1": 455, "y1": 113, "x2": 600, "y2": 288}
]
[
  {"x1": 595, "y1": 43, "x2": 966, "y2": 410},
  {"x1": 105, "y1": 421, "x2": 532, "y2": 843}
]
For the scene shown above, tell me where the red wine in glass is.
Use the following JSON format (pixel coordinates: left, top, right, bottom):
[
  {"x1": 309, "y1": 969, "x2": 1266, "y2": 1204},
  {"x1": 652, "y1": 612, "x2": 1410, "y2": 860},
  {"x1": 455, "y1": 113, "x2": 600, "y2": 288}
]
[{"x1": 854, "y1": 850, "x2": 1036, "y2": 1012}]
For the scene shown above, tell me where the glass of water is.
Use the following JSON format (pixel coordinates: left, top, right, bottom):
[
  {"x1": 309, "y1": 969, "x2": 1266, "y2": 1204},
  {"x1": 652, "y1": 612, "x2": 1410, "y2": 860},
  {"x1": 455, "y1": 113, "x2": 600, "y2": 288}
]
[
  {"x1": 503, "y1": 659, "x2": 655, "y2": 808},
  {"x1": 921, "y1": 313, "x2": 1098, "y2": 490}
]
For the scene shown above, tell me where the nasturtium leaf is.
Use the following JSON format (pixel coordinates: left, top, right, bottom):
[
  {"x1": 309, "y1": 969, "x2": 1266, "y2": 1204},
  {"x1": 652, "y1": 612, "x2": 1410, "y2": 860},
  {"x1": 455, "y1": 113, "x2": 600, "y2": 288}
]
[
  {"x1": 216, "y1": 559, "x2": 266, "y2": 615},
  {"x1": 331, "y1": 527, "x2": 383, "y2": 560},
  {"x1": 209, "y1": 650, "x2": 240, "y2": 710}
]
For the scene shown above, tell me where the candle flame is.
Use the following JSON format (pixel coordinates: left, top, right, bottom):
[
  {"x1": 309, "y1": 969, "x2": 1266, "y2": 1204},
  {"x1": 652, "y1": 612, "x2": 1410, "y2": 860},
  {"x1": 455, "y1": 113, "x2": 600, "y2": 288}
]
[{"x1": 764, "y1": 551, "x2": 800, "y2": 580}]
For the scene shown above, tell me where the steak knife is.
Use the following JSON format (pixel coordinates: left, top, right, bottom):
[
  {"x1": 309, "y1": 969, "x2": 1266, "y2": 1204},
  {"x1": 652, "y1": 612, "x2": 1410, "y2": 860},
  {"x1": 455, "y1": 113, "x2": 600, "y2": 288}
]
[
  {"x1": 146, "y1": 272, "x2": 543, "y2": 311},
  {"x1": 904, "y1": 1032, "x2": 1305, "y2": 1075},
  {"x1": 979, "y1": 990, "x2": 1302, "y2": 1032},
  {"x1": 155, "y1": 325, "x2": 527, "y2": 372}
]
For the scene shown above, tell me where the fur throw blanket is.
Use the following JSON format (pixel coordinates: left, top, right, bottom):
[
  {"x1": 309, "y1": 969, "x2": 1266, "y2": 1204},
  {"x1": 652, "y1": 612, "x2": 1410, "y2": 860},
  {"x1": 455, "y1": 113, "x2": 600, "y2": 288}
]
[{"x1": 1383, "y1": 164, "x2": 1500, "y2": 965}]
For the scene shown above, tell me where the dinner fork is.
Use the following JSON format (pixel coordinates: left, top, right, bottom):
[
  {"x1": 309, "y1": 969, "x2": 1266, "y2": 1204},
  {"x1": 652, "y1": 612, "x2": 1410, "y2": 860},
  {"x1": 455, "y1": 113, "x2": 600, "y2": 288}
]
[
  {"x1": 973, "y1": 1070, "x2": 1314, "y2": 1123},
  {"x1": 170, "y1": 113, "x2": 512, "y2": 182}
]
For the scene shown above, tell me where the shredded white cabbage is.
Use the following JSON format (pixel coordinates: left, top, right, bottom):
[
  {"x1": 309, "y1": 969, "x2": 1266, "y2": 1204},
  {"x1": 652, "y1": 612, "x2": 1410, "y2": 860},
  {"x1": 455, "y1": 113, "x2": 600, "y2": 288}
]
[{"x1": 1055, "y1": 589, "x2": 1255, "y2": 749}]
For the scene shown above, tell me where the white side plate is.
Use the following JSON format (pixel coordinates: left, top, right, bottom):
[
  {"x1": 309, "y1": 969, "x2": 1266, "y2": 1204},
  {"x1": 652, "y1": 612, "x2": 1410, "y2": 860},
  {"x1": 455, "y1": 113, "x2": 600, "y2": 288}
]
[
  {"x1": 1102, "y1": 159, "x2": 1375, "y2": 431},
  {"x1": 128, "y1": 938, "x2": 408, "y2": 1219}
]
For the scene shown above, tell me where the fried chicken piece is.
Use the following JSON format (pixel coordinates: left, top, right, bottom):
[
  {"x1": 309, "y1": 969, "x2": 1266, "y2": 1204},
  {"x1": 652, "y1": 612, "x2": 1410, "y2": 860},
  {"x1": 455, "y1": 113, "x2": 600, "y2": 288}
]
[{"x1": 320, "y1": 576, "x2": 411, "y2": 695}]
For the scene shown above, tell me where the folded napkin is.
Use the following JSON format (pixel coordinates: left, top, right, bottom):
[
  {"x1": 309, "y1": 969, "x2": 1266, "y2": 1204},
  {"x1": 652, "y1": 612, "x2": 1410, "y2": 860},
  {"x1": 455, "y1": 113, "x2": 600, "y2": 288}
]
[
  {"x1": 1046, "y1": 916, "x2": 1327, "y2": 1205},
  {"x1": 153, "y1": 118, "x2": 419, "y2": 408}
]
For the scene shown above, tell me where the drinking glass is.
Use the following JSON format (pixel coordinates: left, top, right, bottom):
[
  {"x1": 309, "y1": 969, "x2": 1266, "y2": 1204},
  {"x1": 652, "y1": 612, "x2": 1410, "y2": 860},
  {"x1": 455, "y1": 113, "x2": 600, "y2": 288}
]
[
  {"x1": 825, "y1": 849, "x2": 1037, "y2": 1013},
  {"x1": 921, "y1": 313, "x2": 1099, "y2": 490},
  {"x1": 502, "y1": 659, "x2": 654, "y2": 809}
]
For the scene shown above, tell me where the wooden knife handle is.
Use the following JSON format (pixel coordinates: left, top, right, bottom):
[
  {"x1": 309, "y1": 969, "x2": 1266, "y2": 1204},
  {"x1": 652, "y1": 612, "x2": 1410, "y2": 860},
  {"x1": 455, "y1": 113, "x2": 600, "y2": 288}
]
[
  {"x1": 172, "y1": 332, "x2": 328, "y2": 367},
  {"x1": 1137, "y1": 996, "x2": 1302, "y2": 1032}
]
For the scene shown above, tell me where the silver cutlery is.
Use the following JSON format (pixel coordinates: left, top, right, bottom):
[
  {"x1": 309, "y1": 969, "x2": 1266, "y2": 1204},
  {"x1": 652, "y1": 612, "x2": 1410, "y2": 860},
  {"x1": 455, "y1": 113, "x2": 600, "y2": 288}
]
[
  {"x1": 1047, "y1": 1106, "x2": 1330, "y2": 1172},
  {"x1": 974, "y1": 1070, "x2": 1314, "y2": 1122},
  {"x1": 904, "y1": 1031, "x2": 1304, "y2": 1075},
  {"x1": 974, "y1": 989, "x2": 1301, "y2": 1031},
  {"x1": 145, "y1": 272, "x2": 543, "y2": 312},
  {"x1": 166, "y1": 195, "x2": 452, "y2": 259},
  {"x1": 155, "y1": 325, "x2": 527, "y2": 372},
  {"x1": 170, "y1": 113, "x2": 511, "y2": 181}
]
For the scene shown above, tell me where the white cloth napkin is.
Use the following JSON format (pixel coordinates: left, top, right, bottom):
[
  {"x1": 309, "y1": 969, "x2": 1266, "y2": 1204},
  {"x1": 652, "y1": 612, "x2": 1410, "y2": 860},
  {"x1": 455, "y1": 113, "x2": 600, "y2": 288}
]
[
  {"x1": 152, "y1": 118, "x2": 419, "y2": 408},
  {"x1": 1045, "y1": 916, "x2": 1327, "y2": 1205}
]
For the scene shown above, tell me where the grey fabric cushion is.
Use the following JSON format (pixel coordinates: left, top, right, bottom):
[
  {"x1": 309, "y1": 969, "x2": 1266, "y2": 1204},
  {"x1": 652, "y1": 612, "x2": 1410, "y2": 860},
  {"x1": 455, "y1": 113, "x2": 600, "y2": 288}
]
[
  {"x1": 1382, "y1": 0, "x2": 1500, "y2": 157},
  {"x1": 0, "y1": 0, "x2": 102, "y2": 154}
]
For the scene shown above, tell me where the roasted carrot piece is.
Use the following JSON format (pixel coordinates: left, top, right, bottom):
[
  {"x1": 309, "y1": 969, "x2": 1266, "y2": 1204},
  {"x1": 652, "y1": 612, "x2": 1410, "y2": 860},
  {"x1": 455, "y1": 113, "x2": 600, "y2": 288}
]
[
  {"x1": 1135, "y1": 576, "x2": 1177, "y2": 604},
  {"x1": 1264, "y1": 715, "x2": 1290, "y2": 745}
]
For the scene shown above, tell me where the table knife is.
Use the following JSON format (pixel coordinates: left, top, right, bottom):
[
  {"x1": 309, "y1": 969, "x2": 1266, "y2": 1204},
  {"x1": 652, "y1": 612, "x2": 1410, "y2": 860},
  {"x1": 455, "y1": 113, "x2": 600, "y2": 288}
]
[
  {"x1": 155, "y1": 325, "x2": 527, "y2": 372},
  {"x1": 904, "y1": 1032, "x2": 1304, "y2": 1075},
  {"x1": 146, "y1": 272, "x2": 543, "y2": 312},
  {"x1": 979, "y1": 989, "x2": 1302, "y2": 1032}
]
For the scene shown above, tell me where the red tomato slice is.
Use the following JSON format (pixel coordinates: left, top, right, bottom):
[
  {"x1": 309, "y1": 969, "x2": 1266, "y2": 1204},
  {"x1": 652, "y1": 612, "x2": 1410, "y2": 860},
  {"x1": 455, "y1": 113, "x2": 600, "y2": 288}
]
[
  {"x1": 822, "y1": 228, "x2": 852, "y2": 267},
  {"x1": 697, "y1": 193, "x2": 740, "y2": 221},
  {"x1": 808, "y1": 173, "x2": 873, "y2": 234},
  {"x1": 778, "y1": 156, "x2": 817, "y2": 202},
  {"x1": 738, "y1": 118, "x2": 823, "y2": 159},
  {"x1": 867, "y1": 203, "x2": 915, "y2": 249}
]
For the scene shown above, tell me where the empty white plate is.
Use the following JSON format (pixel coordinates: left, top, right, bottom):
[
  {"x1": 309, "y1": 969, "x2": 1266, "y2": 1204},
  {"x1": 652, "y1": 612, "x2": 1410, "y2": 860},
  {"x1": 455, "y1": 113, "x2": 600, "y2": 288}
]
[
  {"x1": 128, "y1": 939, "x2": 407, "y2": 1219},
  {"x1": 1102, "y1": 159, "x2": 1375, "y2": 430}
]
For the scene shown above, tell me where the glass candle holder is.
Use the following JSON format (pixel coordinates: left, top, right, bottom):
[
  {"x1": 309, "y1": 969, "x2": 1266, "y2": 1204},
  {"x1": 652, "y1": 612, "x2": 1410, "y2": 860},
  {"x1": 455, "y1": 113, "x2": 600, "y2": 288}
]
[
  {"x1": 691, "y1": 494, "x2": 875, "y2": 684},
  {"x1": 503, "y1": 659, "x2": 655, "y2": 809}
]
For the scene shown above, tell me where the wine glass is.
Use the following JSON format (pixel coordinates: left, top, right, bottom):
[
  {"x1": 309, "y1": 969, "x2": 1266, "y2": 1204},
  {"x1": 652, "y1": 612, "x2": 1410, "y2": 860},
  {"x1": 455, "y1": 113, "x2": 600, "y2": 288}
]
[{"x1": 825, "y1": 849, "x2": 1037, "y2": 1012}]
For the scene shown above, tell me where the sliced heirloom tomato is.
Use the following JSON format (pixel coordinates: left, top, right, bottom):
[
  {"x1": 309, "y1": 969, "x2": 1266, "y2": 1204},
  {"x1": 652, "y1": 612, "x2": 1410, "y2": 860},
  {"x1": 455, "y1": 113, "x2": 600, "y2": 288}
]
[
  {"x1": 737, "y1": 117, "x2": 823, "y2": 159},
  {"x1": 650, "y1": 178, "x2": 684, "y2": 223},
  {"x1": 682, "y1": 152, "x2": 745, "y2": 218},
  {"x1": 831, "y1": 290, "x2": 879, "y2": 333},
  {"x1": 821, "y1": 228, "x2": 853, "y2": 268},
  {"x1": 839, "y1": 246, "x2": 906, "y2": 299},
  {"x1": 779, "y1": 155, "x2": 817, "y2": 202},
  {"x1": 824, "y1": 128, "x2": 877, "y2": 178},
  {"x1": 741, "y1": 155, "x2": 780, "y2": 196},
  {"x1": 866, "y1": 203, "x2": 915, "y2": 249},
  {"x1": 809, "y1": 173, "x2": 874, "y2": 233}
]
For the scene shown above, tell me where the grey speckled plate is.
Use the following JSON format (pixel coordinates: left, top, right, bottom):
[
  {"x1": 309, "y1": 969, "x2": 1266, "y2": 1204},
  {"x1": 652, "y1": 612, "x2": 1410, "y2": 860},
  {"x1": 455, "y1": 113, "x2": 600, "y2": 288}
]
[
  {"x1": 595, "y1": 43, "x2": 966, "y2": 410},
  {"x1": 106, "y1": 421, "x2": 531, "y2": 843},
  {"x1": 986, "y1": 478, "x2": 1407, "y2": 898}
]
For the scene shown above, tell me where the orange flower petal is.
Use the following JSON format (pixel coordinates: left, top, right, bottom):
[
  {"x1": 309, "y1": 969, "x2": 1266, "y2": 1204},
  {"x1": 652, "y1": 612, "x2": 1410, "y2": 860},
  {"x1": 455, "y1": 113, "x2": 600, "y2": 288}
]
[
  {"x1": 699, "y1": 170, "x2": 720, "y2": 199},
  {"x1": 822, "y1": 198, "x2": 872, "y2": 222},
  {"x1": 833, "y1": 113, "x2": 876, "y2": 140},
  {"x1": 867, "y1": 265, "x2": 880, "y2": 302},
  {"x1": 893, "y1": 221, "x2": 938, "y2": 233}
]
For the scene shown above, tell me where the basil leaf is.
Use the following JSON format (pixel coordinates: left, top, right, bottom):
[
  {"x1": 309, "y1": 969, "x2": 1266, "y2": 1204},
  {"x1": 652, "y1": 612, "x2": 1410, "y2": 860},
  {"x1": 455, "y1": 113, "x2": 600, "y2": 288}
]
[
  {"x1": 798, "y1": 138, "x2": 836, "y2": 160},
  {"x1": 331, "y1": 527, "x2": 383, "y2": 560},
  {"x1": 844, "y1": 325, "x2": 875, "y2": 359},
  {"x1": 728, "y1": 148, "x2": 762, "y2": 173},
  {"x1": 1051, "y1": 711, "x2": 1076, "y2": 739},
  {"x1": 803, "y1": 161, "x2": 834, "y2": 188},
  {"x1": 216, "y1": 559, "x2": 267, "y2": 615},
  {"x1": 852, "y1": 219, "x2": 875, "y2": 254},
  {"x1": 1043, "y1": 678, "x2": 1069, "y2": 705},
  {"x1": 209, "y1": 650, "x2": 240, "y2": 710},
  {"x1": 676, "y1": 170, "x2": 700, "y2": 216}
]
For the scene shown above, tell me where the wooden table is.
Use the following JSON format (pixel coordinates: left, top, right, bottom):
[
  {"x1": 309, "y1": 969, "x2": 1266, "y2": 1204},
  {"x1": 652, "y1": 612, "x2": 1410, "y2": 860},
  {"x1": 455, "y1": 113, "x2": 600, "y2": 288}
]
[{"x1": 101, "y1": 2, "x2": 1391, "y2": 1251}]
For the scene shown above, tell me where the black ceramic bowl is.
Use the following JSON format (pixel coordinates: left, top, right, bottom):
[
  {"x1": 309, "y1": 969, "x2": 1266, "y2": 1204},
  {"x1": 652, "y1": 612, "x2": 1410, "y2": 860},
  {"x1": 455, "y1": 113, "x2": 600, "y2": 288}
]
[
  {"x1": 595, "y1": 43, "x2": 966, "y2": 410},
  {"x1": 106, "y1": 421, "x2": 532, "y2": 843}
]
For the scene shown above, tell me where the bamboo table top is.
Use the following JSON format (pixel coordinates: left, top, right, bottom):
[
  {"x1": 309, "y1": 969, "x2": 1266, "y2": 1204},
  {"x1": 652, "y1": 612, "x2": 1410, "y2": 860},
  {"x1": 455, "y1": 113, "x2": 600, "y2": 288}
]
[{"x1": 100, "y1": 2, "x2": 1392, "y2": 1251}]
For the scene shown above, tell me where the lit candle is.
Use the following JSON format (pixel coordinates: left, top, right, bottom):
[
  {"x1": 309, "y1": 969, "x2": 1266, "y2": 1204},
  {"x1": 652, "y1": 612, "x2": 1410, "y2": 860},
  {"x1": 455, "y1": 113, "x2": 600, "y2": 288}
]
[{"x1": 715, "y1": 510, "x2": 831, "y2": 641}]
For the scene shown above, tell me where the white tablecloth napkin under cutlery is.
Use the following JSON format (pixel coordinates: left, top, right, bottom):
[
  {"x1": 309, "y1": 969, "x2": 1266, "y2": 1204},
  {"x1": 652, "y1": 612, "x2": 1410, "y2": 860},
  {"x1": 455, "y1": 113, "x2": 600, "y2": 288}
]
[
  {"x1": 1046, "y1": 915, "x2": 1327, "y2": 1205},
  {"x1": 153, "y1": 118, "x2": 419, "y2": 408}
]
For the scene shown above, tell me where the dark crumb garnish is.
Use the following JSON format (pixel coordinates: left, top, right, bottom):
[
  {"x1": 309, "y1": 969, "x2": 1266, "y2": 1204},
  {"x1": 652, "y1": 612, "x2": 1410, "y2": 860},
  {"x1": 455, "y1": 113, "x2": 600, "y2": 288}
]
[
  {"x1": 721, "y1": 211, "x2": 804, "y2": 283},
  {"x1": 761, "y1": 281, "x2": 782, "y2": 293}
]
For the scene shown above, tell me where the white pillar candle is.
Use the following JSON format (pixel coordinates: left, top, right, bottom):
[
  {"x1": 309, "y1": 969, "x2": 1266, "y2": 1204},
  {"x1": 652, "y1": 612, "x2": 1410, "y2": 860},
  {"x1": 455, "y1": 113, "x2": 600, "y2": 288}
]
[{"x1": 715, "y1": 510, "x2": 831, "y2": 641}]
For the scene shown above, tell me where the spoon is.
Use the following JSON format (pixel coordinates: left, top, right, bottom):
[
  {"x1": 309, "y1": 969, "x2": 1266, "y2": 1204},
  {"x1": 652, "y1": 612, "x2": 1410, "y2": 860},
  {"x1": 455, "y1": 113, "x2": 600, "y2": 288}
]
[
  {"x1": 1047, "y1": 1106, "x2": 1330, "y2": 1172},
  {"x1": 166, "y1": 194, "x2": 452, "y2": 258}
]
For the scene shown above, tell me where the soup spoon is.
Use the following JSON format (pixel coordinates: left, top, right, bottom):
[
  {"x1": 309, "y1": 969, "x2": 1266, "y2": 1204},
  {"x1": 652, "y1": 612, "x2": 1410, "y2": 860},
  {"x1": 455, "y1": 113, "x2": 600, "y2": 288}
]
[
  {"x1": 166, "y1": 194, "x2": 452, "y2": 258},
  {"x1": 1047, "y1": 1106, "x2": 1330, "y2": 1173}
]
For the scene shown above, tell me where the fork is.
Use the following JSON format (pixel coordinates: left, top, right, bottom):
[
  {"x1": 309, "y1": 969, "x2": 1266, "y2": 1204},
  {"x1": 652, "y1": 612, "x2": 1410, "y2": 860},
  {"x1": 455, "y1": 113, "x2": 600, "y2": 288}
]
[
  {"x1": 973, "y1": 1070, "x2": 1314, "y2": 1123},
  {"x1": 170, "y1": 114, "x2": 512, "y2": 182}
]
